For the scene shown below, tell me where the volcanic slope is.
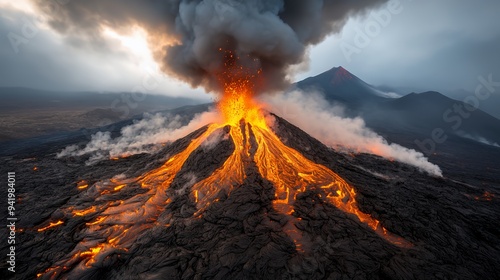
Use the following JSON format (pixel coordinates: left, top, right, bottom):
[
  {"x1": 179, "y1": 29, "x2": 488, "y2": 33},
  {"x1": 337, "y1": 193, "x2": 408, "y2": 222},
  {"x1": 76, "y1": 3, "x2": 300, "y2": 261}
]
[{"x1": 1, "y1": 115, "x2": 499, "y2": 280}]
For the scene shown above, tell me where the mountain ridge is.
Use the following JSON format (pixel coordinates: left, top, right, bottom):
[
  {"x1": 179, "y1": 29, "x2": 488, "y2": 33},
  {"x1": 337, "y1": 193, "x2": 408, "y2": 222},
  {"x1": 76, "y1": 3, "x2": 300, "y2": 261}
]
[{"x1": 296, "y1": 66, "x2": 387, "y2": 108}]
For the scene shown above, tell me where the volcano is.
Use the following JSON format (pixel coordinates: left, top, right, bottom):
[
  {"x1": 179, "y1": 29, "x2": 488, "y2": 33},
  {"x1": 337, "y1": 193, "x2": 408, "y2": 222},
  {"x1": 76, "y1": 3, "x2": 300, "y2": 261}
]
[
  {"x1": 1, "y1": 61, "x2": 499, "y2": 279},
  {"x1": 1, "y1": 57, "x2": 499, "y2": 279},
  {"x1": 1, "y1": 100, "x2": 499, "y2": 279},
  {"x1": 3, "y1": 0, "x2": 500, "y2": 278}
]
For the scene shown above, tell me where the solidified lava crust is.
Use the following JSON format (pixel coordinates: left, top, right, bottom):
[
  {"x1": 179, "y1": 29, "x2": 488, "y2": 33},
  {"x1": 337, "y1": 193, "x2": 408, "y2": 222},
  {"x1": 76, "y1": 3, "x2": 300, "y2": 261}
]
[{"x1": 0, "y1": 116, "x2": 499, "y2": 280}]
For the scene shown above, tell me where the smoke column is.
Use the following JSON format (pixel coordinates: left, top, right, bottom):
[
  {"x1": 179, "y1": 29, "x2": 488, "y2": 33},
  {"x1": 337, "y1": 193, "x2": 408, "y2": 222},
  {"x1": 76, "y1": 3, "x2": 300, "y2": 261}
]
[{"x1": 34, "y1": 0, "x2": 388, "y2": 94}]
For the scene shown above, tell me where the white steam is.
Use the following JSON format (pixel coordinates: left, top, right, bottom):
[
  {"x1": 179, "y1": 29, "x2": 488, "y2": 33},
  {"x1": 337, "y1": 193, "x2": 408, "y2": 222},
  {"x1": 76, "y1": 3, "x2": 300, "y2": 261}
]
[
  {"x1": 457, "y1": 132, "x2": 500, "y2": 148},
  {"x1": 57, "y1": 109, "x2": 220, "y2": 163},
  {"x1": 57, "y1": 90, "x2": 442, "y2": 176},
  {"x1": 265, "y1": 90, "x2": 442, "y2": 177},
  {"x1": 201, "y1": 128, "x2": 228, "y2": 150}
]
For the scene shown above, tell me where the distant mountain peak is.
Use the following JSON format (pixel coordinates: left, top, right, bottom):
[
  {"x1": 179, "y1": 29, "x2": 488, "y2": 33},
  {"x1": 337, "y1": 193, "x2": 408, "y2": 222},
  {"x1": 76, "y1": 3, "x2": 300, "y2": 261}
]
[
  {"x1": 295, "y1": 66, "x2": 385, "y2": 108},
  {"x1": 331, "y1": 66, "x2": 355, "y2": 85}
]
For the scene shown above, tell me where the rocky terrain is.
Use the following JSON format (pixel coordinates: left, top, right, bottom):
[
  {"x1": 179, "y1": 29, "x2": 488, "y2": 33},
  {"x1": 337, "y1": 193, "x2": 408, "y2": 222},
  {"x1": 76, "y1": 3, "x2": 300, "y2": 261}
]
[{"x1": 0, "y1": 115, "x2": 499, "y2": 280}]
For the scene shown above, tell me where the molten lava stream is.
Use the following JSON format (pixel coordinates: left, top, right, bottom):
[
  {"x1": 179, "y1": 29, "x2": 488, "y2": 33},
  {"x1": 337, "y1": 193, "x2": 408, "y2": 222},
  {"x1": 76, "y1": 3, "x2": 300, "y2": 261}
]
[
  {"x1": 251, "y1": 125, "x2": 411, "y2": 247},
  {"x1": 39, "y1": 125, "x2": 221, "y2": 279},
  {"x1": 37, "y1": 221, "x2": 64, "y2": 232},
  {"x1": 39, "y1": 67, "x2": 410, "y2": 278},
  {"x1": 200, "y1": 66, "x2": 410, "y2": 248},
  {"x1": 191, "y1": 122, "x2": 254, "y2": 213}
]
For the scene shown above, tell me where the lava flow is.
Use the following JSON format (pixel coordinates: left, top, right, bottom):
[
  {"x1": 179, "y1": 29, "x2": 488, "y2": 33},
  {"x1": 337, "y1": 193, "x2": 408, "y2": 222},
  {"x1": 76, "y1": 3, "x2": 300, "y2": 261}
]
[{"x1": 37, "y1": 53, "x2": 410, "y2": 279}]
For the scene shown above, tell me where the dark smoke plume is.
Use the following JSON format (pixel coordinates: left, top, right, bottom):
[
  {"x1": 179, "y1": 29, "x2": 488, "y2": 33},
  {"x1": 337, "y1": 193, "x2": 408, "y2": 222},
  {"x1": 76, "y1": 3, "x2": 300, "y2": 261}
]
[{"x1": 34, "y1": 0, "x2": 387, "y2": 94}]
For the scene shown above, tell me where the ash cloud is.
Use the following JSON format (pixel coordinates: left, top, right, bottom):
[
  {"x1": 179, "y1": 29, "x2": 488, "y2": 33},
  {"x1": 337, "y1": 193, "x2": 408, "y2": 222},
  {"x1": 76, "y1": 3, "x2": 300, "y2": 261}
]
[
  {"x1": 265, "y1": 90, "x2": 443, "y2": 176},
  {"x1": 57, "y1": 110, "x2": 220, "y2": 163},
  {"x1": 33, "y1": 0, "x2": 388, "y2": 94}
]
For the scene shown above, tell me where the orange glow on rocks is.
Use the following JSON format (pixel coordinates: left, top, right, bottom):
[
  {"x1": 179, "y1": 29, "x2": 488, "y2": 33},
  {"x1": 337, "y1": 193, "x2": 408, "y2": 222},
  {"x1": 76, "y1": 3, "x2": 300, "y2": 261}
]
[
  {"x1": 37, "y1": 50, "x2": 410, "y2": 278},
  {"x1": 192, "y1": 51, "x2": 410, "y2": 247},
  {"x1": 37, "y1": 220, "x2": 64, "y2": 232},
  {"x1": 113, "y1": 184, "x2": 126, "y2": 191},
  {"x1": 72, "y1": 206, "x2": 98, "y2": 217},
  {"x1": 77, "y1": 180, "x2": 89, "y2": 189}
]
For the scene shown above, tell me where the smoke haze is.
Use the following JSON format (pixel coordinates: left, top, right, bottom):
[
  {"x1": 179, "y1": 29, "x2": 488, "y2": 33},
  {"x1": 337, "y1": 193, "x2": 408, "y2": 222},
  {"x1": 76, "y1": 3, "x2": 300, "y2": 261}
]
[
  {"x1": 57, "y1": 91, "x2": 442, "y2": 175},
  {"x1": 57, "y1": 109, "x2": 220, "y2": 163},
  {"x1": 265, "y1": 90, "x2": 443, "y2": 176}
]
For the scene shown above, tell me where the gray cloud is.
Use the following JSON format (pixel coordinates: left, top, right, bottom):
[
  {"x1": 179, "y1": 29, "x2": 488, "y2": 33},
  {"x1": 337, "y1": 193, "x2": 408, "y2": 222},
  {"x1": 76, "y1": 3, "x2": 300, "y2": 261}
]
[
  {"x1": 0, "y1": 7, "x2": 208, "y2": 98},
  {"x1": 32, "y1": 0, "x2": 388, "y2": 94},
  {"x1": 301, "y1": 0, "x2": 500, "y2": 94},
  {"x1": 1, "y1": 0, "x2": 499, "y2": 98},
  {"x1": 0, "y1": 8, "x2": 139, "y2": 91}
]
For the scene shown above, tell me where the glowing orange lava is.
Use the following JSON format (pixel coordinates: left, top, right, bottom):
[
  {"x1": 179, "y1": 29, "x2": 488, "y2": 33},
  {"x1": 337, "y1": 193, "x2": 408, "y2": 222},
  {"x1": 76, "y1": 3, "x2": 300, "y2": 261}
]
[
  {"x1": 37, "y1": 220, "x2": 64, "y2": 232},
  {"x1": 76, "y1": 180, "x2": 88, "y2": 189},
  {"x1": 191, "y1": 56, "x2": 410, "y2": 247},
  {"x1": 37, "y1": 53, "x2": 410, "y2": 279},
  {"x1": 71, "y1": 206, "x2": 97, "y2": 217}
]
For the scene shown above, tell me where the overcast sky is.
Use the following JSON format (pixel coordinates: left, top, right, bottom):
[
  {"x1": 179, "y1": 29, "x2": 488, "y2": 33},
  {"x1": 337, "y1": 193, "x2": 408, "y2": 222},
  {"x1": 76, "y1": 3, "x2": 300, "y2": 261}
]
[{"x1": 1, "y1": 0, "x2": 499, "y2": 98}]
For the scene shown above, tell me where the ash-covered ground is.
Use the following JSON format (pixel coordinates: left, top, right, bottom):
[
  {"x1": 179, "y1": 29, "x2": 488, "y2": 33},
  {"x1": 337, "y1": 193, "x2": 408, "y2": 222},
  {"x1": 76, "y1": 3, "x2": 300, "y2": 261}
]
[{"x1": 1, "y1": 115, "x2": 499, "y2": 280}]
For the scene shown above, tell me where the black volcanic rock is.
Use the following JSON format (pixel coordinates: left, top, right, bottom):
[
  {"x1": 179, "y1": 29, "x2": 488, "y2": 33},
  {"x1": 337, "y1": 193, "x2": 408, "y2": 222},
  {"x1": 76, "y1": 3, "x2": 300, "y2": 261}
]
[{"x1": 1, "y1": 115, "x2": 499, "y2": 280}]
